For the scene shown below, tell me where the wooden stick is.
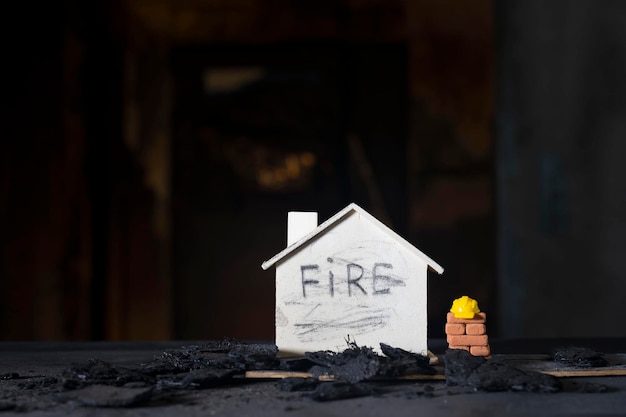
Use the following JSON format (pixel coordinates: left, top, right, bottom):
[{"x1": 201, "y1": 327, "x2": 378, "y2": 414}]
[
  {"x1": 540, "y1": 369, "x2": 626, "y2": 377},
  {"x1": 245, "y1": 371, "x2": 313, "y2": 379},
  {"x1": 244, "y1": 370, "x2": 445, "y2": 380},
  {"x1": 246, "y1": 368, "x2": 626, "y2": 381}
]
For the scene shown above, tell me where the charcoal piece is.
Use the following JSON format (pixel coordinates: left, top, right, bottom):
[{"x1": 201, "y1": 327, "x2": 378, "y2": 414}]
[
  {"x1": 63, "y1": 359, "x2": 114, "y2": 381},
  {"x1": 305, "y1": 351, "x2": 340, "y2": 368},
  {"x1": 552, "y1": 347, "x2": 608, "y2": 368},
  {"x1": 56, "y1": 385, "x2": 153, "y2": 407},
  {"x1": 467, "y1": 361, "x2": 561, "y2": 393},
  {"x1": 18, "y1": 377, "x2": 59, "y2": 390},
  {"x1": 309, "y1": 382, "x2": 374, "y2": 402},
  {"x1": 180, "y1": 368, "x2": 238, "y2": 389},
  {"x1": 228, "y1": 343, "x2": 279, "y2": 371},
  {"x1": 141, "y1": 340, "x2": 277, "y2": 376},
  {"x1": 62, "y1": 359, "x2": 154, "y2": 389},
  {"x1": 305, "y1": 342, "x2": 435, "y2": 382},
  {"x1": 195, "y1": 339, "x2": 239, "y2": 353},
  {"x1": 154, "y1": 375, "x2": 186, "y2": 390},
  {"x1": 143, "y1": 346, "x2": 238, "y2": 374},
  {"x1": 276, "y1": 377, "x2": 319, "y2": 392},
  {"x1": 380, "y1": 343, "x2": 429, "y2": 365},
  {"x1": 444, "y1": 349, "x2": 486, "y2": 386},
  {"x1": 278, "y1": 358, "x2": 316, "y2": 372},
  {"x1": 305, "y1": 344, "x2": 380, "y2": 384},
  {"x1": 154, "y1": 369, "x2": 236, "y2": 391},
  {"x1": 379, "y1": 343, "x2": 436, "y2": 376},
  {"x1": 445, "y1": 349, "x2": 561, "y2": 393},
  {"x1": 308, "y1": 365, "x2": 332, "y2": 379},
  {"x1": 139, "y1": 357, "x2": 182, "y2": 376}
]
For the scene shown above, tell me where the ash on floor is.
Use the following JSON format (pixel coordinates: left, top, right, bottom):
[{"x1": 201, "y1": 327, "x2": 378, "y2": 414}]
[{"x1": 0, "y1": 340, "x2": 616, "y2": 413}]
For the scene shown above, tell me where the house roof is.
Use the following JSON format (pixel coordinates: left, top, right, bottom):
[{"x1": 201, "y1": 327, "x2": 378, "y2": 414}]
[{"x1": 261, "y1": 203, "x2": 444, "y2": 274}]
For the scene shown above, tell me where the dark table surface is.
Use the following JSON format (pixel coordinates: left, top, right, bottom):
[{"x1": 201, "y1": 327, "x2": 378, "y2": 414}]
[{"x1": 1, "y1": 338, "x2": 626, "y2": 416}]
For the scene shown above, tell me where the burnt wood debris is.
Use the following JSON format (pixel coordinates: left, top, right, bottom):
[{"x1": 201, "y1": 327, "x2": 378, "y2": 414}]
[
  {"x1": 0, "y1": 339, "x2": 613, "y2": 410},
  {"x1": 552, "y1": 346, "x2": 608, "y2": 368}
]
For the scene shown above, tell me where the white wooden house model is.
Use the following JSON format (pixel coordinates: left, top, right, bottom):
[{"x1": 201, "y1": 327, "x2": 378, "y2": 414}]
[{"x1": 262, "y1": 203, "x2": 444, "y2": 356}]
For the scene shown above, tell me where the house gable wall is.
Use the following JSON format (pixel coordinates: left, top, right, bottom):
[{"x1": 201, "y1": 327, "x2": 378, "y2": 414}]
[{"x1": 275, "y1": 211, "x2": 428, "y2": 356}]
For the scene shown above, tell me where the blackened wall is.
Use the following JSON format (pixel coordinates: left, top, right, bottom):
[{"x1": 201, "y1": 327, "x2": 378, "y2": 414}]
[{"x1": 497, "y1": 0, "x2": 626, "y2": 337}]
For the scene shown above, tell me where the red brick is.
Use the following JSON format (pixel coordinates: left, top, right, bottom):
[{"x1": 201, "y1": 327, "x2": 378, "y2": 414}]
[
  {"x1": 448, "y1": 345, "x2": 470, "y2": 351},
  {"x1": 446, "y1": 312, "x2": 486, "y2": 324},
  {"x1": 445, "y1": 323, "x2": 466, "y2": 335},
  {"x1": 466, "y1": 323, "x2": 486, "y2": 335},
  {"x1": 446, "y1": 335, "x2": 489, "y2": 346},
  {"x1": 470, "y1": 345, "x2": 491, "y2": 357}
]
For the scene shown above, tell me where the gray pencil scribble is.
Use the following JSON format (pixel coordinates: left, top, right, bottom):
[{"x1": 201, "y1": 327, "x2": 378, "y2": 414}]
[
  {"x1": 294, "y1": 305, "x2": 390, "y2": 343},
  {"x1": 303, "y1": 303, "x2": 321, "y2": 318}
]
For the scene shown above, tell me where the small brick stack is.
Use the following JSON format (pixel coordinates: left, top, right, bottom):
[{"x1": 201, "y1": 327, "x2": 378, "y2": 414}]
[{"x1": 445, "y1": 312, "x2": 491, "y2": 357}]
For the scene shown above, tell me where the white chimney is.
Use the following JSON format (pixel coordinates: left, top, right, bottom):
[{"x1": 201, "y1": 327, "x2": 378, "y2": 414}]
[{"x1": 287, "y1": 211, "x2": 318, "y2": 246}]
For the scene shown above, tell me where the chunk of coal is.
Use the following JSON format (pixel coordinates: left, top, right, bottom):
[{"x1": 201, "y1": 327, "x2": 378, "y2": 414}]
[
  {"x1": 308, "y1": 365, "x2": 332, "y2": 379},
  {"x1": 56, "y1": 385, "x2": 153, "y2": 407},
  {"x1": 380, "y1": 343, "x2": 428, "y2": 364},
  {"x1": 552, "y1": 346, "x2": 608, "y2": 368},
  {"x1": 445, "y1": 349, "x2": 561, "y2": 393},
  {"x1": 227, "y1": 343, "x2": 279, "y2": 371},
  {"x1": 68, "y1": 360, "x2": 151, "y2": 388},
  {"x1": 305, "y1": 344, "x2": 380, "y2": 384},
  {"x1": 278, "y1": 358, "x2": 317, "y2": 372},
  {"x1": 18, "y1": 377, "x2": 59, "y2": 390},
  {"x1": 141, "y1": 345, "x2": 238, "y2": 375},
  {"x1": 444, "y1": 349, "x2": 487, "y2": 386},
  {"x1": 62, "y1": 359, "x2": 154, "y2": 389},
  {"x1": 467, "y1": 361, "x2": 561, "y2": 393},
  {"x1": 309, "y1": 382, "x2": 374, "y2": 402},
  {"x1": 276, "y1": 377, "x2": 319, "y2": 392},
  {"x1": 141, "y1": 339, "x2": 278, "y2": 375},
  {"x1": 305, "y1": 342, "x2": 435, "y2": 383},
  {"x1": 379, "y1": 343, "x2": 436, "y2": 376},
  {"x1": 180, "y1": 368, "x2": 238, "y2": 389}
]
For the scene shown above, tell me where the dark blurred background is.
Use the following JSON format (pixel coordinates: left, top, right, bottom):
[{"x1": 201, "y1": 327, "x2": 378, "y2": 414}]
[{"x1": 1, "y1": 0, "x2": 625, "y2": 342}]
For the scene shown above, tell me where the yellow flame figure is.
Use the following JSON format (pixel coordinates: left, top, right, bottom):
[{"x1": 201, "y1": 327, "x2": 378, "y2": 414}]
[{"x1": 450, "y1": 295, "x2": 480, "y2": 319}]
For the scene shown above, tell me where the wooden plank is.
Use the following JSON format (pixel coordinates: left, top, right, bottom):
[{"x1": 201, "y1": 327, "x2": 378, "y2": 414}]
[
  {"x1": 245, "y1": 370, "x2": 445, "y2": 381},
  {"x1": 246, "y1": 368, "x2": 626, "y2": 381},
  {"x1": 245, "y1": 371, "x2": 314, "y2": 379},
  {"x1": 246, "y1": 352, "x2": 626, "y2": 380},
  {"x1": 540, "y1": 369, "x2": 626, "y2": 377}
]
